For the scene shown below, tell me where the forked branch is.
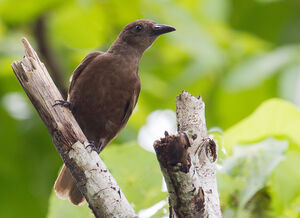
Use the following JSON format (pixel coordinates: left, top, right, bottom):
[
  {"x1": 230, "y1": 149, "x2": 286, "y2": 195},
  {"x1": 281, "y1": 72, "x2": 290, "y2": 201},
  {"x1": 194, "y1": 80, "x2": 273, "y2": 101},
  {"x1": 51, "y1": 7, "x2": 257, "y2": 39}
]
[{"x1": 154, "y1": 91, "x2": 222, "y2": 218}]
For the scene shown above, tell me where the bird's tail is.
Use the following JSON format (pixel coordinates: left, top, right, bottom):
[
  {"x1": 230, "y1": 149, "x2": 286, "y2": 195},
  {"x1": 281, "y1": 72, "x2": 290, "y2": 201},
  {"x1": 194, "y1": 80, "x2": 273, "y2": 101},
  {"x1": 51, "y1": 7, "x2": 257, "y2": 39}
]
[{"x1": 54, "y1": 165, "x2": 85, "y2": 205}]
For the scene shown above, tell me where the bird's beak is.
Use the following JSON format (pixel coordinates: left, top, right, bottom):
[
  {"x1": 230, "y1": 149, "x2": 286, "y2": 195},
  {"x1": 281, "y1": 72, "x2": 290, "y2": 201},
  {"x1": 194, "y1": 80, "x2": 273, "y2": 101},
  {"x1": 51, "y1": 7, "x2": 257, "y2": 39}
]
[{"x1": 153, "y1": 24, "x2": 176, "y2": 35}]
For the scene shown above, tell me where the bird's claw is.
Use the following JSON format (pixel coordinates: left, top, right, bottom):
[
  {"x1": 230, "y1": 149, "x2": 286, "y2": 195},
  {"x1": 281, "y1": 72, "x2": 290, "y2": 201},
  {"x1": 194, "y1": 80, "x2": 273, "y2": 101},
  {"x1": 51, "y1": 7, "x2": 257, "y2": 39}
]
[
  {"x1": 53, "y1": 100, "x2": 74, "y2": 113},
  {"x1": 85, "y1": 141, "x2": 98, "y2": 152},
  {"x1": 85, "y1": 141, "x2": 104, "y2": 154}
]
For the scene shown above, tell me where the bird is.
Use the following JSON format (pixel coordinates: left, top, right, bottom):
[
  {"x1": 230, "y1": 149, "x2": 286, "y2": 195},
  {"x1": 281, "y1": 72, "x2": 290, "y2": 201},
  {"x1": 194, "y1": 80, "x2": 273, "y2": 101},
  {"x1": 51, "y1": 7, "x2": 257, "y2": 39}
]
[{"x1": 53, "y1": 19, "x2": 175, "y2": 205}]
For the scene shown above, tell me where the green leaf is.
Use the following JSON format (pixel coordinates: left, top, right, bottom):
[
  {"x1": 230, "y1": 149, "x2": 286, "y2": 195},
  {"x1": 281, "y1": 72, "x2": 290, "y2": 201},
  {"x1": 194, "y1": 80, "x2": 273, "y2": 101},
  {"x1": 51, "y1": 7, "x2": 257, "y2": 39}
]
[
  {"x1": 224, "y1": 98, "x2": 300, "y2": 151},
  {"x1": 219, "y1": 138, "x2": 288, "y2": 211},
  {"x1": 269, "y1": 148, "x2": 300, "y2": 214},
  {"x1": 220, "y1": 98, "x2": 300, "y2": 217}
]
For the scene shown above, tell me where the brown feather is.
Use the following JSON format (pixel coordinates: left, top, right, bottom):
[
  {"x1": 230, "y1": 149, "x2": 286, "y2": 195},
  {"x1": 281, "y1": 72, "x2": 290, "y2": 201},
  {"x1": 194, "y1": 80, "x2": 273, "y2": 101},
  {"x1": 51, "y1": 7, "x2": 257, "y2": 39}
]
[
  {"x1": 68, "y1": 51, "x2": 103, "y2": 96},
  {"x1": 54, "y1": 165, "x2": 85, "y2": 205}
]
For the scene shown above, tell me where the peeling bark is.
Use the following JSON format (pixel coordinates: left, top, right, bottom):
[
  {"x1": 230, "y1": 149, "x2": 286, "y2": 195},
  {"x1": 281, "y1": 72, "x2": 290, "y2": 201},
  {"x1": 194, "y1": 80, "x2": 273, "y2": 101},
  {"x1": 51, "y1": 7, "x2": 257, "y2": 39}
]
[
  {"x1": 11, "y1": 38, "x2": 136, "y2": 218},
  {"x1": 154, "y1": 91, "x2": 221, "y2": 218}
]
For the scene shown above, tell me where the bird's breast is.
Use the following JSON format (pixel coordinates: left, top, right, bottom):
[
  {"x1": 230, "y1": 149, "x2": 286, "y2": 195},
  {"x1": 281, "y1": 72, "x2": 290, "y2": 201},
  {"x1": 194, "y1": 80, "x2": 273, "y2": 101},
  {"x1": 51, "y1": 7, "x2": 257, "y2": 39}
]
[{"x1": 69, "y1": 57, "x2": 140, "y2": 144}]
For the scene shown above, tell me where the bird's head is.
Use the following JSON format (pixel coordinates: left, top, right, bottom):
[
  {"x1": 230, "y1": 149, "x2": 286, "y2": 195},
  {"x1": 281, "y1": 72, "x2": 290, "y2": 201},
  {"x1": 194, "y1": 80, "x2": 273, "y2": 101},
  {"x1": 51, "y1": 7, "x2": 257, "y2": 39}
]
[{"x1": 118, "y1": 19, "x2": 175, "y2": 53}]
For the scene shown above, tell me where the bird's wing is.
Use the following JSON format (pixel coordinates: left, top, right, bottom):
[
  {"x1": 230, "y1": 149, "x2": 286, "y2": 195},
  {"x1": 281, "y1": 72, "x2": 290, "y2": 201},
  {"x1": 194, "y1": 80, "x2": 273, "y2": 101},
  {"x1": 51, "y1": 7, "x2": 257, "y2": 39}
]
[
  {"x1": 68, "y1": 51, "x2": 104, "y2": 95},
  {"x1": 121, "y1": 82, "x2": 141, "y2": 125}
]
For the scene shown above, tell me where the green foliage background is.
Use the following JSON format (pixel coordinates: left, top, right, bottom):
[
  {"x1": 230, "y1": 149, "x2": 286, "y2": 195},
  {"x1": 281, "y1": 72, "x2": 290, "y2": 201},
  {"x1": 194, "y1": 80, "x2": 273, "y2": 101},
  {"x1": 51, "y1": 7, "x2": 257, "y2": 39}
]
[{"x1": 0, "y1": 0, "x2": 300, "y2": 217}]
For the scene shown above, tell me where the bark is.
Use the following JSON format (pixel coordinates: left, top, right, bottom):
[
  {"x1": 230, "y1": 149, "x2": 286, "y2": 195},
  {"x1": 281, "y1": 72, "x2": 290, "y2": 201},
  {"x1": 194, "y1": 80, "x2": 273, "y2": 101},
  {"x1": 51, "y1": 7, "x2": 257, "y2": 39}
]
[
  {"x1": 154, "y1": 91, "x2": 222, "y2": 218},
  {"x1": 11, "y1": 38, "x2": 137, "y2": 218}
]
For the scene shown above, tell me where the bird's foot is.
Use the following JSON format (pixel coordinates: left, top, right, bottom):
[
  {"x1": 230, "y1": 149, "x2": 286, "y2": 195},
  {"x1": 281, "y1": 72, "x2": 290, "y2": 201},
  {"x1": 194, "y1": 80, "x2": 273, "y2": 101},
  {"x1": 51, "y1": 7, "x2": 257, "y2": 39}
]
[
  {"x1": 85, "y1": 140, "x2": 95, "y2": 150},
  {"x1": 85, "y1": 140, "x2": 100, "y2": 153},
  {"x1": 85, "y1": 140, "x2": 105, "y2": 154},
  {"x1": 53, "y1": 100, "x2": 74, "y2": 113}
]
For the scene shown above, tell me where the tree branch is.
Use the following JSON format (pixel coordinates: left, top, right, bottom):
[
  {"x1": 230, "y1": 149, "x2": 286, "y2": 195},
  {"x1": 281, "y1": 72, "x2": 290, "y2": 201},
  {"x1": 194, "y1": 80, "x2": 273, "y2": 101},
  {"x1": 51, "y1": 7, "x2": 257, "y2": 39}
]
[
  {"x1": 11, "y1": 38, "x2": 136, "y2": 218},
  {"x1": 154, "y1": 91, "x2": 221, "y2": 218}
]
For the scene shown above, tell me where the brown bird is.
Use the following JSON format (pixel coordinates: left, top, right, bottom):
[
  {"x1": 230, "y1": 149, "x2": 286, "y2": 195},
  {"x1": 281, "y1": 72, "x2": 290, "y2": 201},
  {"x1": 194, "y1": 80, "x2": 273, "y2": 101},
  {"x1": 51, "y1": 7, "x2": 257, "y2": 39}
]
[{"x1": 54, "y1": 19, "x2": 175, "y2": 205}]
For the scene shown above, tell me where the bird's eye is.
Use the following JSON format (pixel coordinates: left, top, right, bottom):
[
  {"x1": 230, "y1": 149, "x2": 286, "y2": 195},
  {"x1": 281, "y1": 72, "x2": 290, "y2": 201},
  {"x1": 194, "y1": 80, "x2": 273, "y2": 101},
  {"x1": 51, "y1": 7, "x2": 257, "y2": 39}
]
[{"x1": 135, "y1": 25, "x2": 143, "y2": 32}]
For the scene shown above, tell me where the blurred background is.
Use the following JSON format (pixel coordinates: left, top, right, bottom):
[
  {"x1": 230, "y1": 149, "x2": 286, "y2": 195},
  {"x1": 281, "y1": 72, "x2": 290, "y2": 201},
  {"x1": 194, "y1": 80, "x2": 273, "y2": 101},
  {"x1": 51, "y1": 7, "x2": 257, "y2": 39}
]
[{"x1": 1, "y1": 0, "x2": 300, "y2": 217}]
